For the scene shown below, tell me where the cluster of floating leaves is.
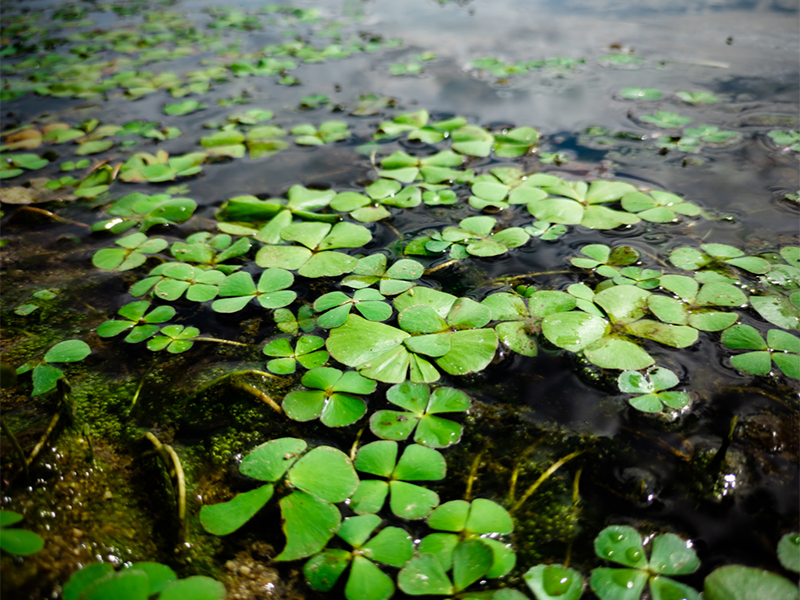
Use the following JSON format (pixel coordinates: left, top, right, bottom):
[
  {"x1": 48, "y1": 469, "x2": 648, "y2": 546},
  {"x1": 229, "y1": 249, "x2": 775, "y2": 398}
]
[{"x1": 4, "y1": 4, "x2": 799, "y2": 599}]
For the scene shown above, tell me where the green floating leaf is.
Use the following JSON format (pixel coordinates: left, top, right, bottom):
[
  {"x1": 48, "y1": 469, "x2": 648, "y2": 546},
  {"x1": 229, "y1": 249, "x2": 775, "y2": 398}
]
[
  {"x1": 158, "y1": 576, "x2": 226, "y2": 600},
  {"x1": 398, "y1": 554, "x2": 454, "y2": 596},
  {"x1": 288, "y1": 446, "x2": 359, "y2": 502},
  {"x1": 275, "y1": 491, "x2": 342, "y2": 562},
  {"x1": 524, "y1": 564, "x2": 584, "y2": 600},
  {"x1": 199, "y1": 484, "x2": 274, "y2": 535},
  {"x1": 704, "y1": 565, "x2": 799, "y2": 600},
  {"x1": 44, "y1": 340, "x2": 91, "y2": 363},
  {"x1": 778, "y1": 533, "x2": 800, "y2": 573},
  {"x1": 590, "y1": 568, "x2": 648, "y2": 600},
  {"x1": 594, "y1": 526, "x2": 647, "y2": 569}
]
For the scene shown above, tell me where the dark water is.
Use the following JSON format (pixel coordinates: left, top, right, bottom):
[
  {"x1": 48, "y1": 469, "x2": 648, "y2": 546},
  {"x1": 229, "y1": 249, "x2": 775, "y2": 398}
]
[{"x1": 1, "y1": 0, "x2": 798, "y2": 598}]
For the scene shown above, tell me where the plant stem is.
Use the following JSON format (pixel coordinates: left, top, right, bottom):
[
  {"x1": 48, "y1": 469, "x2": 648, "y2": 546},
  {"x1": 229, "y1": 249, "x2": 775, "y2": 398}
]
[
  {"x1": 129, "y1": 362, "x2": 155, "y2": 414},
  {"x1": 350, "y1": 427, "x2": 365, "y2": 462},
  {"x1": 465, "y1": 449, "x2": 484, "y2": 501},
  {"x1": 493, "y1": 270, "x2": 572, "y2": 284},
  {"x1": 230, "y1": 378, "x2": 282, "y2": 414},
  {"x1": 564, "y1": 467, "x2": 582, "y2": 569},
  {"x1": 425, "y1": 258, "x2": 462, "y2": 275},
  {"x1": 10, "y1": 206, "x2": 91, "y2": 229},
  {"x1": 192, "y1": 337, "x2": 249, "y2": 347},
  {"x1": 27, "y1": 411, "x2": 61, "y2": 466},
  {"x1": 507, "y1": 442, "x2": 542, "y2": 505},
  {"x1": 0, "y1": 418, "x2": 29, "y2": 482},
  {"x1": 191, "y1": 368, "x2": 279, "y2": 398},
  {"x1": 145, "y1": 432, "x2": 186, "y2": 543},
  {"x1": 511, "y1": 450, "x2": 583, "y2": 514}
]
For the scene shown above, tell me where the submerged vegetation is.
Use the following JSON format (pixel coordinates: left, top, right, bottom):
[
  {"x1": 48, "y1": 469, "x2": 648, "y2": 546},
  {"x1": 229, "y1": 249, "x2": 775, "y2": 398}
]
[{"x1": 0, "y1": 0, "x2": 798, "y2": 599}]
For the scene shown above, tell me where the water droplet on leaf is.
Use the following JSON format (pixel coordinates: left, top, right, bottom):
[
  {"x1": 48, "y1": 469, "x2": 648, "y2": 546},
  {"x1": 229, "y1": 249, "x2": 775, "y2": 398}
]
[{"x1": 542, "y1": 565, "x2": 573, "y2": 596}]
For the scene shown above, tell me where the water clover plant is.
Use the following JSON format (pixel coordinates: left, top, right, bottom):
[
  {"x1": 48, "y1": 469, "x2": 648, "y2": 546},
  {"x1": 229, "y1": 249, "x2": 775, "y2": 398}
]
[
  {"x1": 304, "y1": 514, "x2": 414, "y2": 600},
  {"x1": 118, "y1": 151, "x2": 206, "y2": 183},
  {"x1": 97, "y1": 301, "x2": 176, "y2": 342},
  {"x1": 351, "y1": 441, "x2": 445, "y2": 519},
  {"x1": 374, "y1": 110, "x2": 466, "y2": 144},
  {"x1": 341, "y1": 255, "x2": 424, "y2": 295},
  {"x1": 62, "y1": 561, "x2": 225, "y2": 600},
  {"x1": 638, "y1": 111, "x2": 692, "y2": 128},
  {"x1": 255, "y1": 221, "x2": 372, "y2": 278},
  {"x1": 370, "y1": 382, "x2": 470, "y2": 448},
  {"x1": 619, "y1": 190, "x2": 702, "y2": 223},
  {"x1": 92, "y1": 232, "x2": 168, "y2": 271},
  {"x1": 675, "y1": 90, "x2": 719, "y2": 104},
  {"x1": 146, "y1": 325, "x2": 200, "y2": 353},
  {"x1": 263, "y1": 335, "x2": 328, "y2": 374},
  {"x1": 524, "y1": 564, "x2": 585, "y2": 600},
  {"x1": 402, "y1": 499, "x2": 515, "y2": 595},
  {"x1": 778, "y1": 532, "x2": 800, "y2": 573},
  {"x1": 211, "y1": 268, "x2": 296, "y2": 313},
  {"x1": 200, "y1": 438, "x2": 358, "y2": 561},
  {"x1": 467, "y1": 169, "x2": 550, "y2": 211},
  {"x1": 91, "y1": 193, "x2": 197, "y2": 234},
  {"x1": 314, "y1": 289, "x2": 392, "y2": 329},
  {"x1": 768, "y1": 130, "x2": 800, "y2": 152},
  {"x1": 527, "y1": 179, "x2": 641, "y2": 229},
  {"x1": 425, "y1": 216, "x2": 530, "y2": 258},
  {"x1": 220, "y1": 185, "x2": 337, "y2": 225},
  {"x1": 327, "y1": 287, "x2": 498, "y2": 383},
  {"x1": 127, "y1": 263, "x2": 224, "y2": 302},
  {"x1": 620, "y1": 87, "x2": 663, "y2": 100},
  {"x1": 274, "y1": 306, "x2": 317, "y2": 334},
  {"x1": 721, "y1": 325, "x2": 800, "y2": 378},
  {"x1": 482, "y1": 290, "x2": 576, "y2": 357},
  {"x1": 291, "y1": 121, "x2": 350, "y2": 145},
  {"x1": 618, "y1": 367, "x2": 690, "y2": 413},
  {"x1": 525, "y1": 221, "x2": 567, "y2": 240},
  {"x1": 170, "y1": 233, "x2": 251, "y2": 270},
  {"x1": 570, "y1": 244, "x2": 640, "y2": 276},
  {"x1": 704, "y1": 565, "x2": 799, "y2": 600},
  {"x1": 0, "y1": 510, "x2": 44, "y2": 555},
  {"x1": 0, "y1": 153, "x2": 49, "y2": 178},
  {"x1": 16, "y1": 340, "x2": 91, "y2": 396},
  {"x1": 378, "y1": 150, "x2": 466, "y2": 185},
  {"x1": 163, "y1": 99, "x2": 206, "y2": 115},
  {"x1": 670, "y1": 243, "x2": 774, "y2": 275},
  {"x1": 282, "y1": 367, "x2": 376, "y2": 427},
  {"x1": 541, "y1": 283, "x2": 704, "y2": 369},
  {"x1": 590, "y1": 525, "x2": 700, "y2": 600}
]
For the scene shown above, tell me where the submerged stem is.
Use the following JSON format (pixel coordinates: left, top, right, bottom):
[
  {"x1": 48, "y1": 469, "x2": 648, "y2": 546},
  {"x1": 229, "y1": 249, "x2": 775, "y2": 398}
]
[
  {"x1": 511, "y1": 450, "x2": 584, "y2": 514},
  {"x1": 145, "y1": 432, "x2": 186, "y2": 543},
  {"x1": 508, "y1": 442, "x2": 543, "y2": 505},
  {"x1": 129, "y1": 362, "x2": 156, "y2": 414},
  {"x1": 493, "y1": 270, "x2": 572, "y2": 284},
  {"x1": 192, "y1": 337, "x2": 249, "y2": 347},
  {"x1": 350, "y1": 428, "x2": 365, "y2": 462},
  {"x1": 564, "y1": 467, "x2": 583, "y2": 568},
  {"x1": 465, "y1": 449, "x2": 484, "y2": 501},
  {"x1": 27, "y1": 411, "x2": 61, "y2": 466},
  {"x1": 230, "y1": 378, "x2": 283, "y2": 414},
  {"x1": 425, "y1": 258, "x2": 462, "y2": 275},
  {"x1": 191, "y1": 368, "x2": 280, "y2": 398},
  {"x1": 0, "y1": 419, "x2": 29, "y2": 482},
  {"x1": 10, "y1": 206, "x2": 91, "y2": 229}
]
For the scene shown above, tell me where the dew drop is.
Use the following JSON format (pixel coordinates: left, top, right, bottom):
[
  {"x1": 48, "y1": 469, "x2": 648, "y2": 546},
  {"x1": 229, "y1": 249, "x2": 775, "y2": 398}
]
[
  {"x1": 625, "y1": 547, "x2": 643, "y2": 563},
  {"x1": 542, "y1": 565, "x2": 572, "y2": 596},
  {"x1": 611, "y1": 570, "x2": 636, "y2": 589}
]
